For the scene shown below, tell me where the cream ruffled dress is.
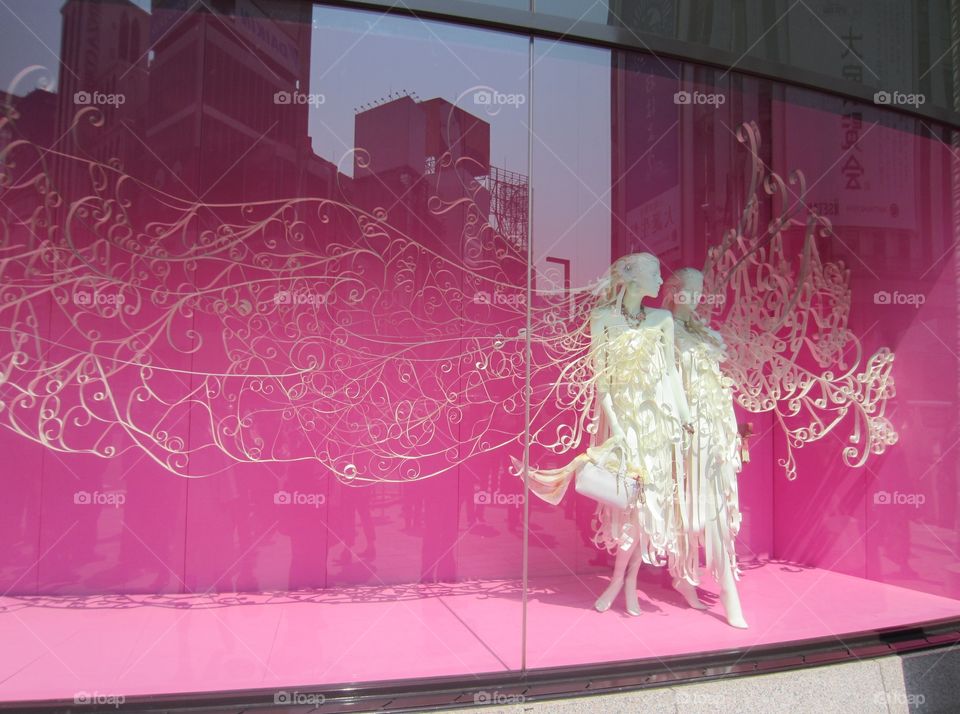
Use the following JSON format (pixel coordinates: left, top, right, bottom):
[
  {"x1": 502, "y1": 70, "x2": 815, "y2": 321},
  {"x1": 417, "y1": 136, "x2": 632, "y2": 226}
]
[
  {"x1": 671, "y1": 317, "x2": 743, "y2": 583},
  {"x1": 520, "y1": 313, "x2": 689, "y2": 572}
]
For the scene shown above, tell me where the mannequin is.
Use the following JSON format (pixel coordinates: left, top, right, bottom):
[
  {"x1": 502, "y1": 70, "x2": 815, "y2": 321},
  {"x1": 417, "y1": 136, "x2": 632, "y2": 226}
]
[
  {"x1": 664, "y1": 268, "x2": 748, "y2": 629},
  {"x1": 587, "y1": 253, "x2": 697, "y2": 616},
  {"x1": 516, "y1": 253, "x2": 701, "y2": 617}
]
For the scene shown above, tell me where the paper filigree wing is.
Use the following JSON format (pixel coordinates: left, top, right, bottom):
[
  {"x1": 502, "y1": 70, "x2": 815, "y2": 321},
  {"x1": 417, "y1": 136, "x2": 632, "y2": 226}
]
[{"x1": 702, "y1": 122, "x2": 898, "y2": 479}]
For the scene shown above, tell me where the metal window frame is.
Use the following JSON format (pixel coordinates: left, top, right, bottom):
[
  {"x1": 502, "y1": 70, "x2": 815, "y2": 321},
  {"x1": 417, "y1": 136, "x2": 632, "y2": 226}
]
[
  {"x1": 318, "y1": 0, "x2": 960, "y2": 130},
  {"x1": 6, "y1": 616, "x2": 960, "y2": 711}
]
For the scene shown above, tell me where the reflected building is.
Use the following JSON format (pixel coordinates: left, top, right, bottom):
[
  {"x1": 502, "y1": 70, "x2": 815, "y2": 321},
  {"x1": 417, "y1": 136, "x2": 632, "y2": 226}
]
[
  {"x1": 353, "y1": 92, "x2": 527, "y2": 265},
  {"x1": 0, "y1": 88, "x2": 57, "y2": 148},
  {"x1": 29, "y1": 0, "x2": 532, "y2": 248},
  {"x1": 146, "y1": 0, "x2": 336, "y2": 202},
  {"x1": 43, "y1": 1, "x2": 340, "y2": 204},
  {"x1": 53, "y1": 0, "x2": 150, "y2": 192},
  {"x1": 0, "y1": 88, "x2": 58, "y2": 221},
  {"x1": 352, "y1": 93, "x2": 490, "y2": 244},
  {"x1": 609, "y1": 50, "x2": 683, "y2": 263}
]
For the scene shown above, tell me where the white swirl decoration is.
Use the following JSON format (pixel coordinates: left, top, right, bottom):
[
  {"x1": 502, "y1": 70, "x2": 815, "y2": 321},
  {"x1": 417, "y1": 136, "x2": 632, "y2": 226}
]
[
  {"x1": 702, "y1": 121, "x2": 897, "y2": 480},
  {"x1": 0, "y1": 103, "x2": 599, "y2": 483},
  {"x1": 0, "y1": 107, "x2": 895, "y2": 484}
]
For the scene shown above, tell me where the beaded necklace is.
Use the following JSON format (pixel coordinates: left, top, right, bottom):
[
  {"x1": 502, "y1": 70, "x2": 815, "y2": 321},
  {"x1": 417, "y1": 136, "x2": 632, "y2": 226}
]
[{"x1": 620, "y1": 302, "x2": 647, "y2": 328}]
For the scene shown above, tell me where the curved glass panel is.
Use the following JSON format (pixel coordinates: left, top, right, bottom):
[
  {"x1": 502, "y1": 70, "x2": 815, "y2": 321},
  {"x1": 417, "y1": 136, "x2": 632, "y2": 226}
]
[
  {"x1": 525, "y1": 33, "x2": 960, "y2": 668},
  {"x1": 0, "y1": 0, "x2": 529, "y2": 698}
]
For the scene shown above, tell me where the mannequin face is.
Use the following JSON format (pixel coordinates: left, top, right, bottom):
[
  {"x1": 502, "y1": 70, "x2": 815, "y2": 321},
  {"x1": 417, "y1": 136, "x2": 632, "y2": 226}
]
[
  {"x1": 620, "y1": 255, "x2": 662, "y2": 300},
  {"x1": 674, "y1": 271, "x2": 704, "y2": 311}
]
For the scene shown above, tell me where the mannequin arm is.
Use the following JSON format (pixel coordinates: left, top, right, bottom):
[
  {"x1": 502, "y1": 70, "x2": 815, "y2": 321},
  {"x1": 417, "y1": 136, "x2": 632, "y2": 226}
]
[
  {"x1": 705, "y1": 323, "x2": 728, "y2": 358},
  {"x1": 600, "y1": 392, "x2": 626, "y2": 440},
  {"x1": 663, "y1": 317, "x2": 692, "y2": 425},
  {"x1": 590, "y1": 309, "x2": 626, "y2": 440}
]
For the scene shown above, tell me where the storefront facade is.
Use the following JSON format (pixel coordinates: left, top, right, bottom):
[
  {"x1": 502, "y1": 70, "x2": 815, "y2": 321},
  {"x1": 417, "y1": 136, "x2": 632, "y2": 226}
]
[{"x1": 0, "y1": 1, "x2": 958, "y2": 709}]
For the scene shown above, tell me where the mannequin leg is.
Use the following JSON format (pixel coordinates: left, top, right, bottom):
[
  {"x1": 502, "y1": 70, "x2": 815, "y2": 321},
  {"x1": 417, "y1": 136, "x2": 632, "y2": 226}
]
[
  {"x1": 622, "y1": 542, "x2": 647, "y2": 616},
  {"x1": 717, "y1": 545, "x2": 748, "y2": 629},
  {"x1": 595, "y1": 539, "x2": 637, "y2": 612},
  {"x1": 672, "y1": 572, "x2": 707, "y2": 610},
  {"x1": 666, "y1": 530, "x2": 706, "y2": 608},
  {"x1": 701, "y1": 479, "x2": 748, "y2": 628}
]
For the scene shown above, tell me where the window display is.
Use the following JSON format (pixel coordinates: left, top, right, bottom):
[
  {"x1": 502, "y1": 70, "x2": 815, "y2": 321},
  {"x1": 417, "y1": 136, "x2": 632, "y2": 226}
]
[
  {"x1": 0, "y1": 0, "x2": 957, "y2": 707},
  {"x1": 521, "y1": 119, "x2": 899, "y2": 631}
]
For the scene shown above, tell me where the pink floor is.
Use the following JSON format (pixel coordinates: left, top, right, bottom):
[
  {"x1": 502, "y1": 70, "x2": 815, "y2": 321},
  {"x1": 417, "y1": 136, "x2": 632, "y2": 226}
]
[{"x1": 2, "y1": 563, "x2": 959, "y2": 703}]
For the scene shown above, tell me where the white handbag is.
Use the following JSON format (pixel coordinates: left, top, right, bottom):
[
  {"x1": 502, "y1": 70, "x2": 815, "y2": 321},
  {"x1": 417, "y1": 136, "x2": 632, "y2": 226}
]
[{"x1": 575, "y1": 446, "x2": 641, "y2": 510}]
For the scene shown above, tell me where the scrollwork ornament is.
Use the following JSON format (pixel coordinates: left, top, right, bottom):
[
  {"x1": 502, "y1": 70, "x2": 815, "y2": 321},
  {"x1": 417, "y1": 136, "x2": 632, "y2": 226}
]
[{"x1": 702, "y1": 122, "x2": 898, "y2": 479}]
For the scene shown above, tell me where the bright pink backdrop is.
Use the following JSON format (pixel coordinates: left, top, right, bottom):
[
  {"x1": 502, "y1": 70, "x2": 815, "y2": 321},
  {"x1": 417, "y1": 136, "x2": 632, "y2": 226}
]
[{"x1": 0, "y1": 7, "x2": 956, "y2": 615}]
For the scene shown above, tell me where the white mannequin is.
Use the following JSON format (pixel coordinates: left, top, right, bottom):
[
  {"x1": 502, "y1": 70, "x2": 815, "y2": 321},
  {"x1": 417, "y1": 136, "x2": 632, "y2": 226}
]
[
  {"x1": 588, "y1": 253, "x2": 696, "y2": 616},
  {"x1": 666, "y1": 268, "x2": 748, "y2": 629}
]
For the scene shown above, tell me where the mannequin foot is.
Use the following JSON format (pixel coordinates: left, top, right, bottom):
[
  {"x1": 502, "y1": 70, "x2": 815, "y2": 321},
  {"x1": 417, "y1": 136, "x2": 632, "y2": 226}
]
[
  {"x1": 721, "y1": 588, "x2": 748, "y2": 629},
  {"x1": 672, "y1": 578, "x2": 707, "y2": 610},
  {"x1": 595, "y1": 579, "x2": 624, "y2": 613},
  {"x1": 624, "y1": 572, "x2": 642, "y2": 616},
  {"x1": 726, "y1": 614, "x2": 749, "y2": 629}
]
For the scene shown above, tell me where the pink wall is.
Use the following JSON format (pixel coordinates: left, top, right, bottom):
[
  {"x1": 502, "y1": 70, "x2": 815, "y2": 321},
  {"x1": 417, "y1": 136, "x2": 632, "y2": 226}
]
[{"x1": 769, "y1": 94, "x2": 959, "y2": 600}]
